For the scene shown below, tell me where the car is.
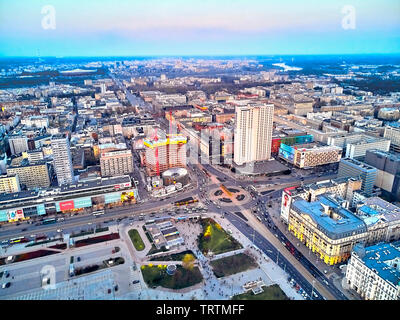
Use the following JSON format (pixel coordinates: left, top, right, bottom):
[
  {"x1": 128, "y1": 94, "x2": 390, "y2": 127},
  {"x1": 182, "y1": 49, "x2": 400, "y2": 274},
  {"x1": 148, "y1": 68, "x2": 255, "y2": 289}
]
[
  {"x1": 21, "y1": 228, "x2": 27, "y2": 232},
  {"x1": 56, "y1": 229, "x2": 62, "y2": 233},
  {"x1": 2, "y1": 282, "x2": 10, "y2": 289},
  {"x1": 77, "y1": 257, "x2": 81, "y2": 262},
  {"x1": 132, "y1": 280, "x2": 140, "y2": 284}
]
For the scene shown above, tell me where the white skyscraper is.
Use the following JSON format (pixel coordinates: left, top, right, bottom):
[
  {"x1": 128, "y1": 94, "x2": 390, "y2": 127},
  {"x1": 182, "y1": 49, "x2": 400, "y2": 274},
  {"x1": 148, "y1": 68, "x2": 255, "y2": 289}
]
[
  {"x1": 234, "y1": 103, "x2": 274, "y2": 165},
  {"x1": 51, "y1": 134, "x2": 74, "y2": 186}
]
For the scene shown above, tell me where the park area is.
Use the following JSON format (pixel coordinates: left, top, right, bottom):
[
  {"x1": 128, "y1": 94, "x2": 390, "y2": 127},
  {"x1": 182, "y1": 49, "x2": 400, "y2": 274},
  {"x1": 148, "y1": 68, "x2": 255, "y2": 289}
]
[
  {"x1": 128, "y1": 229, "x2": 145, "y2": 251},
  {"x1": 232, "y1": 284, "x2": 289, "y2": 300},
  {"x1": 210, "y1": 253, "x2": 258, "y2": 278},
  {"x1": 141, "y1": 264, "x2": 203, "y2": 290},
  {"x1": 198, "y1": 218, "x2": 242, "y2": 255}
]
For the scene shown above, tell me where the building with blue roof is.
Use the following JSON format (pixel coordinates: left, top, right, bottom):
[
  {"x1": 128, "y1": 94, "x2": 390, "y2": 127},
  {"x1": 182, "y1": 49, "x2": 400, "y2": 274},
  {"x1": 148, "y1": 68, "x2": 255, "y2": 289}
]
[
  {"x1": 288, "y1": 194, "x2": 368, "y2": 265},
  {"x1": 346, "y1": 241, "x2": 400, "y2": 300}
]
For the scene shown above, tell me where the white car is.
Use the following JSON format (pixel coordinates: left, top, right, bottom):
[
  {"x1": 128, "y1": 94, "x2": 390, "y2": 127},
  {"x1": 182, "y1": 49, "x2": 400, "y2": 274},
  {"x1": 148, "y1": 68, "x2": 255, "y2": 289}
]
[{"x1": 56, "y1": 229, "x2": 62, "y2": 233}]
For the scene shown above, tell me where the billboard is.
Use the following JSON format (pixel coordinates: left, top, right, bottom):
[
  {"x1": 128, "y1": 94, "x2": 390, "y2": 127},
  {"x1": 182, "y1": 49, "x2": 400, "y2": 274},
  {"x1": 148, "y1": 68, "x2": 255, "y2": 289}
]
[
  {"x1": 57, "y1": 200, "x2": 75, "y2": 212},
  {"x1": 37, "y1": 204, "x2": 46, "y2": 215},
  {"x1": 74, "y1": 197, "x2": 92, "y2": 209},
  {"x1": 105, "y1": 192, "x2": 123, "y2": 204},
  {"x1": 7, "y1": 208, "x2": 24, "y2": 222},
  {"x1": 279, "y1": 143, "x2": 295, "y2": 163},
  {"x1": 280, "y1": 192, "x2": 292, "y2": 224},
  {"x1": 0, "y1": 210, "x2": 8, "y2": 222}
]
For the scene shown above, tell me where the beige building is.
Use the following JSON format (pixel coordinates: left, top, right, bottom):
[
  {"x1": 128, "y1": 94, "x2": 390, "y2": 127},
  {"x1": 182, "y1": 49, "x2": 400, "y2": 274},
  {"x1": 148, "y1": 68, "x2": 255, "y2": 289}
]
[
  {"x1": 234, "y1": 103, "x2": 274, "y2": 165},
  {"x1": 0, "y1": 174, "x2": 21, "y2": 193},
  {"x1": 100, "y1": 149, "x2": 133, "y2": 177},
  {"x1": 6, "y1": 161, "x2": 50, "y2": 189}
]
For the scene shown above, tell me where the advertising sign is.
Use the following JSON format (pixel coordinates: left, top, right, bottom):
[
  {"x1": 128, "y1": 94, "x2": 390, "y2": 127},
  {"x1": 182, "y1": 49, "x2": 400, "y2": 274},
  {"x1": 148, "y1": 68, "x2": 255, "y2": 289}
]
[
  {"x1": 7, "y1": 208, "x2": 24, "y2": 221},
  {"x1": 58, "y1": 200, "x2": 75, "y2": 211}
]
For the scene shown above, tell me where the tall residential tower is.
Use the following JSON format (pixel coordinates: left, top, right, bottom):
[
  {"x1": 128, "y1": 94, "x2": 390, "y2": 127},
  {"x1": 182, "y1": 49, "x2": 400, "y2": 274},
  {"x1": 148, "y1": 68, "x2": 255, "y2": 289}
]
[
  {"x1": 51, "y1": 134, "x2": 74, "y2": 186},
  {"x1": 234, "y1": 103, "x2": 274, "y2": 165}
]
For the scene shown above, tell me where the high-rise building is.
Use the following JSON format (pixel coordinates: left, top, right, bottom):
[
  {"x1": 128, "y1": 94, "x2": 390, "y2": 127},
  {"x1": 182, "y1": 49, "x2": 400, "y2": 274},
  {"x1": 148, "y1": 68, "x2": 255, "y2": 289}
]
[
  {"x1": 8, "y1": 135, "x2": 29, "y2": 155},
  {"x1": 338, "y1": 158, "x2": 378, "y2": 196},
  {"x1": 144, "y1": 134, "x2": 187, "y2": 177},
  {"x1": 51, "y1": 134, "x2": 74, "y2": 186},
  {"x1": 0, "y1": 174, "x2": 20, "y2": 193},
  {"x1": 234, "y1": 103, "x2": 274, "y2": 165},
  {"x1": 100, "y1": 149, "x2": 133, "y2": 177}
]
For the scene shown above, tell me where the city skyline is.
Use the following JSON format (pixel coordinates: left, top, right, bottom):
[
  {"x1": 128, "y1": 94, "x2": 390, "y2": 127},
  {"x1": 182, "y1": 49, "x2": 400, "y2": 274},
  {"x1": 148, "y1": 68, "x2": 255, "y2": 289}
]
[{"x1": 1, "y1": 0, "x2": 400, "y2": 57}]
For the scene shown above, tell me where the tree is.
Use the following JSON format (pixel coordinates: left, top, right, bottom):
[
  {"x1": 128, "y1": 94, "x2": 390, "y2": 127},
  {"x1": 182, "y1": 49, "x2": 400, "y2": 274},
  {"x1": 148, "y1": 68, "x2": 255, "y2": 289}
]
[{"x1": 182, "y1": 254, "x2": 195, "y2": 270}]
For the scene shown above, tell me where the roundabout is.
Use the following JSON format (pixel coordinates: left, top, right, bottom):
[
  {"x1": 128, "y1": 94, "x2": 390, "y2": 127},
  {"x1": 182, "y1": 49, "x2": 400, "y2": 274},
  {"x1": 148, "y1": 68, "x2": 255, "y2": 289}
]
[{"x1": 208, "y1": 184, "x2": 252, "y2": 207}]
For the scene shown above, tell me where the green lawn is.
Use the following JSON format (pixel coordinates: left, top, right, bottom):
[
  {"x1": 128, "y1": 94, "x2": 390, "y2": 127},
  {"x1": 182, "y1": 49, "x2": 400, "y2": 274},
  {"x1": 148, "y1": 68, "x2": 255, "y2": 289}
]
[
  {"x1": 198, "y1": 218, "x2": 242, "y2": 255},
  {"x1": 128, "y1": 229, "x2": 145, "y2": 251},
  {"x1": 210, "y1": 253, "x2": 258, "y2": 278},
  {"x1": 141, "y1": 265, "x2": 203, "y2": 290},
  {"x1": 232, "y1": 285, "x2": 289, "y2": 300}
]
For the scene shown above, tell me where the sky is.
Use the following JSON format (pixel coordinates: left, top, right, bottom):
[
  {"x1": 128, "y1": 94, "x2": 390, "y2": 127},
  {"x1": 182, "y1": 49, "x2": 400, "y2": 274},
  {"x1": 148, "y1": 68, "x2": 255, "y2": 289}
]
[{"x1": 0, "y1": 0, "x2": 399, "y2": 57}]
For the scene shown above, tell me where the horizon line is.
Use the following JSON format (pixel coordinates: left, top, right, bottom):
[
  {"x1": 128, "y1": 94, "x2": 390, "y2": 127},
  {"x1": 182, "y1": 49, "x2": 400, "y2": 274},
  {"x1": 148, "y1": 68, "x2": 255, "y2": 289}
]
[{"x1": 1, "y1": 53, "x2": 400, "y2": 60}]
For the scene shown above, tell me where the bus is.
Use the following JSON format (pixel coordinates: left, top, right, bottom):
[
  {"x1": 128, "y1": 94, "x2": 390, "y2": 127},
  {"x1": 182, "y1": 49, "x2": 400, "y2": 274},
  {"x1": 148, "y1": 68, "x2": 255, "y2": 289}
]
[
  {"x1": 93, "y1": 210, "x2": 105, "y2": 216},
  {"x1": 42, "y1": 218, "x2": 57, "y2": 225},
  {"x1": 9, "y1": 236, "x2": 29, "y2": 244}
]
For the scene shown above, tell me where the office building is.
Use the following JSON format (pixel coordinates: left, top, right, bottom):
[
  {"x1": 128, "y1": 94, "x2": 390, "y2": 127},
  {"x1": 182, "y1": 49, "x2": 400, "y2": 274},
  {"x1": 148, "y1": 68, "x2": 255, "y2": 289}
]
[
  {"x1": 234, "y1": 104, "x2": 274, "y2": 165},
  {"x1": 384, "y1": 126, "x2": 400, "y2": 153},
  {"x1": 51, "y1": 134, "x2": 74, "y2": 186},
  {"x1": 0, "y1": 174, "x2": 20, "y2": 193},
  {"x1": 144, "y1": 134, "x2": 187, "y2": 177},
  {"x1": 346, "y1": 242, "x2": 400, "y2": 300},
  {"x1": 364, "y1": 149, "x2": 400, "y2": 201},
  {"x1": 100, "y1": 149, "x2": 133, "y2": 177},
  {"x1": 328, "y1": 133, "x2": 391, "y2": 159},
  {"x1": 8, "y1": 135, "x2": 29, "y2": 155},
  {"x1": 6, "y1": 160, "x2": 50, "y2": 189},
  {"x1": 338, "y1": 158, "x2": 378, "y2": 196}
]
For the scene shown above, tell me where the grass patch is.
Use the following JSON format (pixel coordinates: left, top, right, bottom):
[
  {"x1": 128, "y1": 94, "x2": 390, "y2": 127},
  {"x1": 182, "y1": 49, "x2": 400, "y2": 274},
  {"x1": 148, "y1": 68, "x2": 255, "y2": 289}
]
[
  {"x1": 232, "y1": 285, "x2": 289, "y2": 300},
  {"x1": 198, "y1": 218, "x2": 242, "y2": 255},
  {"x1": 210, "y1": 253, "x2": 258, "y2": 278},
  {"x1": 141, "y1": 265, "x2": 203, "y2": 290},
  {"x1": 149, "y1": 250, "x2": 197, "y2": 261},
  {"x1": 128, "y1": 229, "x2": 145, "y2": 251}
]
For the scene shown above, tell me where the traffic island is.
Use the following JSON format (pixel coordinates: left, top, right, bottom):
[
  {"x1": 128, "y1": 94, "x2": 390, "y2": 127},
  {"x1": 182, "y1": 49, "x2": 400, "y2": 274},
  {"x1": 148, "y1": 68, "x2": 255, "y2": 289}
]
[{"x1": 128, "y1": 229, "x2": 146, "y2": 251}]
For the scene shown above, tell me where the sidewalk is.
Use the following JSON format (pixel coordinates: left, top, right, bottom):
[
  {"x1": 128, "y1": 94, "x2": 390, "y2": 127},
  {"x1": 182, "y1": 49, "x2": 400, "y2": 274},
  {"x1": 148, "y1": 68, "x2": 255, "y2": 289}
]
[{"x1": 267, "y1": 197, "x2": 360, "y2": 300}]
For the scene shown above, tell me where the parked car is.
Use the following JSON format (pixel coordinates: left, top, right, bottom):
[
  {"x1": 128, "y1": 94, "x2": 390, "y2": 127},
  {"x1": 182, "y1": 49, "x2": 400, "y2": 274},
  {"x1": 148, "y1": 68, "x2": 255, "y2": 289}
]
[{"x1": 2, "y1": 282, "x2": 10, "y2": 289}]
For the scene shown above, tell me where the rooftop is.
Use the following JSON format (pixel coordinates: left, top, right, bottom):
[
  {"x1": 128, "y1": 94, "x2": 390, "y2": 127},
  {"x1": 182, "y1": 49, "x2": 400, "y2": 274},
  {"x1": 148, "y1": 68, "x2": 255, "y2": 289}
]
[
  {"x1": 292, "y1": 195, "x2": 367, "y2": 240},
  {"x1": 355, "y1": 242, "x2": 400, "y2": 288}
]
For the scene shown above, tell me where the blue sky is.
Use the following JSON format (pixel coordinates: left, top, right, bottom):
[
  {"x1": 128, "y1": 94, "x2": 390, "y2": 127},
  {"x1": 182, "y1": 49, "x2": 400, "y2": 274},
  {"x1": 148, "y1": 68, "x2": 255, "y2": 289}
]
[{"x1": 0, "y1": 0, "x2": 399, "y2": 56}]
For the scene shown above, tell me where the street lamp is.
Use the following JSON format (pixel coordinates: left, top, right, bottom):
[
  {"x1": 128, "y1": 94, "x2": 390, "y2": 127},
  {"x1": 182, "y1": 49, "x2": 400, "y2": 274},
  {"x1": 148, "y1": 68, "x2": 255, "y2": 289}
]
[{"x1": 311, "y1": 280, "x2": 315, "y2": 300}]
